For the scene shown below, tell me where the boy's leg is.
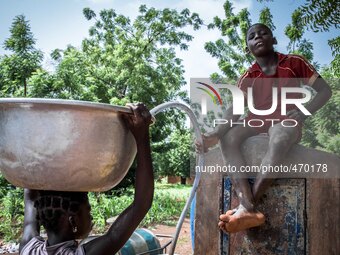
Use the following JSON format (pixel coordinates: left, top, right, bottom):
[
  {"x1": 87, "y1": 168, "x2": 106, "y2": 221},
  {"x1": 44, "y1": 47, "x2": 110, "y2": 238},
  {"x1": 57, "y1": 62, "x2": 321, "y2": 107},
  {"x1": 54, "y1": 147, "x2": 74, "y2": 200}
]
[
  {"x1": 252, "y1": 123, "x2": 300, "y2": 202},
  {"x1": 218, "y1": 125, "x2": 265, "y2": 233},
  {"x1": 219, "y1": 125, "x2": 257, "y2": 210}
]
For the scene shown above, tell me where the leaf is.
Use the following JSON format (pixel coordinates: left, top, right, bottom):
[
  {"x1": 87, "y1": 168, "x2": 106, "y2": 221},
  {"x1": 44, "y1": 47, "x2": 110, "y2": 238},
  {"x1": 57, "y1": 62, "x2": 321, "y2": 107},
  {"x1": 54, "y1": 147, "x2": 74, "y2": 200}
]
[{"x1": 83, "y1": 7, "x2": 96, "y2": 20}]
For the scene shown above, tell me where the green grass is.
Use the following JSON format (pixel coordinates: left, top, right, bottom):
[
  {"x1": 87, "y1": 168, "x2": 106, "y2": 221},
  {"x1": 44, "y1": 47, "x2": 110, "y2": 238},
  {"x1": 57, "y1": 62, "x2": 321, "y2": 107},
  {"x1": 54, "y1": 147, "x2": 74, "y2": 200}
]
[
  {"x1": 0, "y1": 187, "x2": 24, "y2": 241},
  {"x1": 89, "y1": 183, "x2": 192, "y2": 233}
]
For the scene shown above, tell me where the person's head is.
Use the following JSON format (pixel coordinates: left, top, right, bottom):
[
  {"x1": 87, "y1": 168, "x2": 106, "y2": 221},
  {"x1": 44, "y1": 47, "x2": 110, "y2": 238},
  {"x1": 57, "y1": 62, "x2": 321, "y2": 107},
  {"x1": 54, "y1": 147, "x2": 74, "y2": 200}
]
[
  {"x1": 245, "y1": 23, "x2": 277, "y2": 57},
  {"x1": 34, "y1": 191, "x2": 92, "y2": 239}
]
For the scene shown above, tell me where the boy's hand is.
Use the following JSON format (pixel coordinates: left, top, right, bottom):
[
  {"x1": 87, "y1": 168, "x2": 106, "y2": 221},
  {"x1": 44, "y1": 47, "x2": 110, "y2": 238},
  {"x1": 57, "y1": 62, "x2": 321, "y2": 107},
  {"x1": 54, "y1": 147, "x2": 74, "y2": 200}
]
[
  {"x1": 195, "y1": 133, "x2": 219, "y2": 153},
  {"x1": 287, "y1": 109, "x2": 307, "y2": 123},
  {"x1": 122, "y1": 103, "x2": 152, "y2": 142}
]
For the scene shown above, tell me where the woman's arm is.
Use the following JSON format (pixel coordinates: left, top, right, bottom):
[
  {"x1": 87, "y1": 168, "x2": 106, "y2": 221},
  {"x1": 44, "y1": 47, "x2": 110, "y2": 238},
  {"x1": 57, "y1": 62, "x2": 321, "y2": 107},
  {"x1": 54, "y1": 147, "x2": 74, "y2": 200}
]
[
  {"x1": 19, "y1": 189, "x2": 40, "y2": 253},
  {"x1": 83, "y1": 103, "x2": 154, "y2": 255}
]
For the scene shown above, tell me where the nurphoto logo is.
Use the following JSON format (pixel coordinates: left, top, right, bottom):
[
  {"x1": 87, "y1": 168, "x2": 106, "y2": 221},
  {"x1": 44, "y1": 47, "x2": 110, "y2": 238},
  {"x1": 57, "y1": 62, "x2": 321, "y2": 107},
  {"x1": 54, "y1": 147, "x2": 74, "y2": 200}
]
[{"x1": 191, "y1": 78, "x2": 312, "y2": 129}]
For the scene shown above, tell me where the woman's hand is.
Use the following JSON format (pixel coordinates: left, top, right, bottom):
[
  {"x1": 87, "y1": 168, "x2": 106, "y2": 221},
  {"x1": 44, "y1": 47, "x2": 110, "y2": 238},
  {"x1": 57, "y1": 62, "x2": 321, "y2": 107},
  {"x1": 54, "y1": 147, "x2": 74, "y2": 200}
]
[{"x1": 122, "y1": 103, "x2": 152, "y2": 143}]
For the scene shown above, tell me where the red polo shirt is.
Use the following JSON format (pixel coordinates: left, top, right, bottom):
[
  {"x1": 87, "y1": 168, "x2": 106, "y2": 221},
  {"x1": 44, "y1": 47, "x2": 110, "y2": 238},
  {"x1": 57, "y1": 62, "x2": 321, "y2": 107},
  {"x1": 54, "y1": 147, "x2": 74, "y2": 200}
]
[{"x1": 237, "y1": 52, "x2": 319, "y2": 134}]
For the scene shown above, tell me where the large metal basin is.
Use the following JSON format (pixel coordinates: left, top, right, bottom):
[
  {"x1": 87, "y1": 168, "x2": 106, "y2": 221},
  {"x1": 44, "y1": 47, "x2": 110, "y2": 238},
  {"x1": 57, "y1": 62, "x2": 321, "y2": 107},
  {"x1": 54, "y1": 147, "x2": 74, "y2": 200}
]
[{"x1": 0, "y1": 98, "x2": 137, "y2": 192}]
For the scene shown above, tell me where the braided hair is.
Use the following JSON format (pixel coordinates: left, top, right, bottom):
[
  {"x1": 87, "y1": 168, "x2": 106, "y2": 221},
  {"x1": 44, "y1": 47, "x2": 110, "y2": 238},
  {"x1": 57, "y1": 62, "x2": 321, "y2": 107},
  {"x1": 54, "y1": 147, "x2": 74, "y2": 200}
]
[{"x1": 34, "y1": 191, "x2": 88, "y2": 232}]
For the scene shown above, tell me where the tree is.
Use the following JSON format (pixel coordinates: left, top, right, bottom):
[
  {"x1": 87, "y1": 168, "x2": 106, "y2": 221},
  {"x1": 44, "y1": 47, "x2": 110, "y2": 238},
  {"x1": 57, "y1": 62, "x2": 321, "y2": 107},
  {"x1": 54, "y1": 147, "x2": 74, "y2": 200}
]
[
  {"x1": 153, "y1": 129, "x2": 194, "y2": 180},
  {"x1": 30, "y1": 6, "x2": 202, "y2": 102},
  {"x1": 29, "y1": 5, "x2": 203, "y2": 136},
  {"x1": 285, "y1": 9, "x2": 304, "y2": 52},
  {"x1": 301, "y1": 67, "x2": 340, "y2": 154},
  {"x1": 205, "y1": 1, "x2": 253, "y2": 82},
  {"x1": 298, "y1": 0, "x2": 339, "y2": 72},
  {"x1": 29, "y1": 5, "x2": 203, "y2": 182},
  {"x1": 257, "y1": 0, "x2": 338, "y2": 32},
  {"x1": 258, "y1": 7, "x2": 276, "y2": 31},
  {"x1": 0, "y1": 15, "x2": 43, "y2": 240},
  {"x1": 0, "y1": 15, "x2": 43, "y2": 97},
  {"x1": 29, "y1": 45, "x2": 101, "y2": 101},
  {"x1": 284, "y1": 9, "x2": 315, "y2": 63},
  {"x1": 299, "y1": 0, "x2": 339, "y2": 33}
]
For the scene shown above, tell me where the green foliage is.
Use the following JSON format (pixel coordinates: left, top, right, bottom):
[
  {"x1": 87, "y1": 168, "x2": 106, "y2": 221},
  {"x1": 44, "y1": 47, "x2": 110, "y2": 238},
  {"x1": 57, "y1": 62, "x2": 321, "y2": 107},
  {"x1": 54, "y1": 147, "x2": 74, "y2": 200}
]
[
  {"x1": 0, "y1": 15, "x2": 43, "y2": 97},
  {"x1": 259, "y1": 7, "x2": 276, "y2": 31},
  {"x1": 285, "y1": 9, "x2": 304, "y2": 52},
  {"x1": 258, "y1": 0, "x2": 339, "y2": 35},
  {"x1": 328, "y1": 36, "x2": 340, "y2": 56},
  {"x1": 0, "y1": 185, "x2": 24, "y2": 241},
  {"x1": 29, "y1": 6, "x2": 202, "y2": 106},
  {"x1": 301, "y1": 67, "x2": 340, "y2": 154},
  {"x1": 29, "y1": 47, "x2": 101, "y2": 101},
  {"x1": 143, "y1": 184, "x2": 191, "y2": 226},
  {"x1": 330, "y1": 53, "x2": 340, "y2": 75},
  {"x1": 0, "y1": 174, "x2": 14, "y2": 198},
  {"x1": 294, "y1": 39, "x2": 314, "y2": 63},
  {"x1": 299, "y1": 0, "x2": 339, "y2": 32},
  {"x1": 283, "y1": 9, "x2": 314, "y2": 63},
  {"x1": 205, "y1": 2, "x2": 251, "y2": 80},
  {"x1": 153, "y1": 129, "x2": 194, "y2": 178},
  {"x1": 87, "y1": 183, "x2": 191, "y2": 232}
]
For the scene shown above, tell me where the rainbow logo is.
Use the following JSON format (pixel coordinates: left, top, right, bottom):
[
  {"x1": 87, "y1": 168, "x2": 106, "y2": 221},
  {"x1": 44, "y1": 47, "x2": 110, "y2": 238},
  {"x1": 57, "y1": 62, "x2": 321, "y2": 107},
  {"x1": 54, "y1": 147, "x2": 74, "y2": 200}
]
[{"x1": 196, "y1": 82, "x2": 223, "y2": 105}]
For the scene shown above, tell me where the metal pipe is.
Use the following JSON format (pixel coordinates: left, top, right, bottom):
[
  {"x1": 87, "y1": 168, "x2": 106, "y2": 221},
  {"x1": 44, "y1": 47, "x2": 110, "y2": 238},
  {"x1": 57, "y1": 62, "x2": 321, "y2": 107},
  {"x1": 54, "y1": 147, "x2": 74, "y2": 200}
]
[{"x1": 150, "y1": 101, "x2": 205, "y2": 255}]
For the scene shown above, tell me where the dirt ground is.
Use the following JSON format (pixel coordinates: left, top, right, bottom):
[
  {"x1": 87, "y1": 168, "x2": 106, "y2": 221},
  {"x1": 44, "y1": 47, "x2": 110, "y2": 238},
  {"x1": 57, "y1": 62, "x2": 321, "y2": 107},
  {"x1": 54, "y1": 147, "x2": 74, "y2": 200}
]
[
  {"x1": 150, "y1": 217, "x2": 192, "y2": 255},
  {"x1": 0, "y1": 218, "x2": 192, "y2": 255}
]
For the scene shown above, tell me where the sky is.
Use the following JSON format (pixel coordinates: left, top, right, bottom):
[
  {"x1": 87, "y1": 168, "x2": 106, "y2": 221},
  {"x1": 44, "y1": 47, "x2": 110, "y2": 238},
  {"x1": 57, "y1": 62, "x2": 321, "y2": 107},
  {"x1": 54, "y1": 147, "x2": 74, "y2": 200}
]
[{"x1": 0, "y1": 0, "x2": 338, "y2": 92}]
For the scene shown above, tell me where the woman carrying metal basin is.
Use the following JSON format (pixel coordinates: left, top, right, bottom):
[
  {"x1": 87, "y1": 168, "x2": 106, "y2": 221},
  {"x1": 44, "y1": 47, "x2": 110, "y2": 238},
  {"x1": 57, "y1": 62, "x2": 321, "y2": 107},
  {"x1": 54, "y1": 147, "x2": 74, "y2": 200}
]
[{"x1": 17, "y1": 103, "x2": 154, "y2": 255}]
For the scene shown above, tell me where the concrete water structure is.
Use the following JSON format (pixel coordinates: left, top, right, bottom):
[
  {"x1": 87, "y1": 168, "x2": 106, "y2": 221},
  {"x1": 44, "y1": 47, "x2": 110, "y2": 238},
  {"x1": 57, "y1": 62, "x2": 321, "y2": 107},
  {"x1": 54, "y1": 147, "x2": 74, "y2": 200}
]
[{"x1": 194, "y1": 136, "x2": 340, "y2": 255}]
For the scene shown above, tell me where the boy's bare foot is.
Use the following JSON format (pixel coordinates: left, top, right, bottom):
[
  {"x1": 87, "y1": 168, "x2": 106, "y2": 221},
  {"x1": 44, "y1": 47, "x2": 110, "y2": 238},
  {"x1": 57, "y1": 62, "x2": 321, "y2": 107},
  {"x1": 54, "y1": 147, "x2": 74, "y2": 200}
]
[{"x1": 219, "y1": 205, "x2": 265, "y2": 233}]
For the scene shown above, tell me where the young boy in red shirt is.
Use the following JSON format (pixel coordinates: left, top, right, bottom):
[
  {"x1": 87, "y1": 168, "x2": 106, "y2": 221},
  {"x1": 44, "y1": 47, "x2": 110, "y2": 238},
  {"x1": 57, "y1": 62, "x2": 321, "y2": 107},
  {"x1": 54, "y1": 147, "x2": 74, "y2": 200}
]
[{"x1": 197, "y1": 23, "x2": 332, "y2": 233}]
